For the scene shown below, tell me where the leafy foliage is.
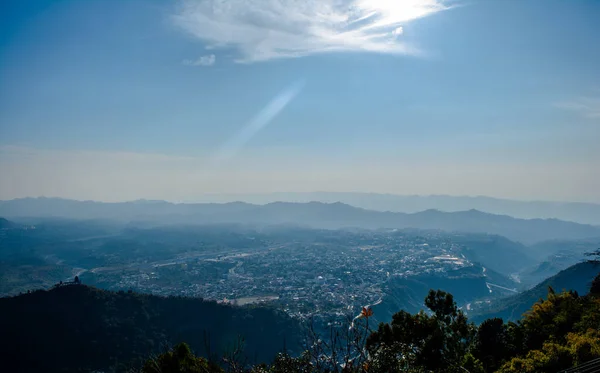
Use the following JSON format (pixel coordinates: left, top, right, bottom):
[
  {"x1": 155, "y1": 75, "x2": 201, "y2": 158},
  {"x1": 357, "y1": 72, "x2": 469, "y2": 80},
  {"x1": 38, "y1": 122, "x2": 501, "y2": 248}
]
[
  {"x1": 2, "y1": 268, "x2": 600, "y2": 373},
  {"x1": 235, "y1": 271, "x2": 600, "y2": 373},
  {"x1": 142, "y1": 343, "x2": 223, "y2": 373},
  {"x1": 366, "y1": 290, "x2": 473, "y2": 372}
]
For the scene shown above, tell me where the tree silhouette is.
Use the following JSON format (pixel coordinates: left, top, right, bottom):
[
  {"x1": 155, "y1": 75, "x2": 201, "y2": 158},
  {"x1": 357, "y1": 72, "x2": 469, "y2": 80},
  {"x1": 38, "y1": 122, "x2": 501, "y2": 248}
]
[
  {"x1": 590, "y1": 273, "x2": 600, "y2": 295},
  {"x1": 142, "y1": 343, "x2": 222, "y2": 373},
  {"x1": 473, "y1": 318, "x2": 508, "y2": 372},
  {"x1": 366, "y1": 290, "x2": 473, "y2": 372}
]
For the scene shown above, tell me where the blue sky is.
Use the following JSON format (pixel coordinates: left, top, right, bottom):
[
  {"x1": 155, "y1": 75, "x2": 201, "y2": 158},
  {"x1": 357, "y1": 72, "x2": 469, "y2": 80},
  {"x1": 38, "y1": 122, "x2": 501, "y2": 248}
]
[{"x1": 0, "y1": 0, "x2": 599, "y2": 202}]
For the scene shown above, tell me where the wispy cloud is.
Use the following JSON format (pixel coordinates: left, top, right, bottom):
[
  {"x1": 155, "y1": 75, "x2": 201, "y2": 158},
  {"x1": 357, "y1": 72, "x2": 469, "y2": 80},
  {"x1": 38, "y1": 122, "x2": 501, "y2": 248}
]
[
  {"x1": 556, "y1": 96, "x2": 600, "y2": 119},
  {"x1": 182, "y1": 54, "x2": 216, "y2": 66},
  {"x1": 172, "y1": 0, "x2": 449, "y2": 63}
]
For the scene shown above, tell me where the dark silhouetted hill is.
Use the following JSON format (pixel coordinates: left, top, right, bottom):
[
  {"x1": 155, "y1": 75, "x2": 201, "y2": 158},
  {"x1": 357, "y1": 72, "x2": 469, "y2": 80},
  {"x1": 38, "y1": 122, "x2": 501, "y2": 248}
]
[{"x1": 0, "y1": 285, "x2": 300, "y2": 373}]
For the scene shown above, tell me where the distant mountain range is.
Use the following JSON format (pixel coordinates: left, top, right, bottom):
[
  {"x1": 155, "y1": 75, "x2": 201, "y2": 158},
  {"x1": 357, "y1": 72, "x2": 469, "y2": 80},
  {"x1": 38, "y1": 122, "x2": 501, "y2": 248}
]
[
  {"x1": 514, "y1": 238, "x2": 600, "y2": 285},
  {"x1": 470, "y1": 261, "x2": 600, "y2": 323},
  {"x1": 191, "y1": 192, "x2": 600, "y2": 225},
  {"x1": 2, "y1": 197, "x2": 600, "y2": 244}
]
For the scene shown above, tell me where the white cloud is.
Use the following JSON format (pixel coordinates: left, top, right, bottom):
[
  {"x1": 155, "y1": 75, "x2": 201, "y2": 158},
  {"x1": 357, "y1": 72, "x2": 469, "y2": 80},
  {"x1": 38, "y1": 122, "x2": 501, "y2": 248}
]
[
  {"x1": 172, "y1": 0, "x2": 448, "y2": 63},
  {"x1": 392, "y1": 26, "x2": 404, "y2": 36},
  {"x1": 182, "y1": 54, "x2": 216, "y2": 66},
  {"x1": 556, "y1": 96, "x2": 600, "y2": 119}
]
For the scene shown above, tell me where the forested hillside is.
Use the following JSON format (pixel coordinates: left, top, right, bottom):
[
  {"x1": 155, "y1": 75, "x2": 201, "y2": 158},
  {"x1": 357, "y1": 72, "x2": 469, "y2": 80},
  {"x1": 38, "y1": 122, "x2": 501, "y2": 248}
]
[
  {"x1": 0, "y1": 285, "x2": 300, "y2": 372},
  {"x1": 138, "y1": 270, "x2": 600, "y2": 373},
  {"x1": 1, "y1": 265, "x2": 599, "y2": 372},
  {"x1": 470, "y1": 261, "x2": 600, "y2": 323}
]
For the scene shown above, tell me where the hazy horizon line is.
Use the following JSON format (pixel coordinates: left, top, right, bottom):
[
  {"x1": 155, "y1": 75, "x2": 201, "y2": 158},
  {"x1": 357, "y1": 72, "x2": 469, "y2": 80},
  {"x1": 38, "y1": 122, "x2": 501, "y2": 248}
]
[{"x1": 3, "y1": 192, "x2": 600, "y2": 206}]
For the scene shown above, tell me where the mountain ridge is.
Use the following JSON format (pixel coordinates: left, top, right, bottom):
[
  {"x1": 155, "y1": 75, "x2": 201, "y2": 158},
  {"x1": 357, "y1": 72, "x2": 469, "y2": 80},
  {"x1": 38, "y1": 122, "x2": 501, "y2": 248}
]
[
  {"x1": 2, "y1": 197, "x2": 600, "y2": 244},
  {"x1": 186, "y1": 192, "x2": 600, "y2": 225},
  {"x1": 470, "y1": 261, "x2": 600, "y2": 323}
]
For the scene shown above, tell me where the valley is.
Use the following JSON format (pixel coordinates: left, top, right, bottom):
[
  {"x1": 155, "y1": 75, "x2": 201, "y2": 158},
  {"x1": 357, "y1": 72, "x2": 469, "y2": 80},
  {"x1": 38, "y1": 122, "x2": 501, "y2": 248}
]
[
  {"x1": 4, "y1": 212, "x2": 596, "y2": 328},
  {"x1": 2, "y1": 201, "x2": 599, "y2": 373}
]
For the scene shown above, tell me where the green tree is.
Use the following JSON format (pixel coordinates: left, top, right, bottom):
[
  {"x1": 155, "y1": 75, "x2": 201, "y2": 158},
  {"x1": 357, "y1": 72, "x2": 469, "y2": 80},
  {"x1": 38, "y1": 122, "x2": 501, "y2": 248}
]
[
  {"x1": 137, "y1": 276, "x2": 600, "y2": 373},
  {"x1": 366, "y1": 290, "x2": 473, "y2": 373},
  {"x1": 461, "y1": 353, "x2": 484, "y2": 373},
  {"x1": 496, "y1": 342, "x2": 572, "y2": 373},
  {"x1": 566, "y1": 329, "x2": 600, "y2": 366},
  {"x1": 520, "y1": 289, "x2": 583, "y2": 351},
  {"x1": 589, "y1": 273, "x2": 600, "y2": 296},
  {"x1": 504, "y1": 321, "x2": 526, "y2": 359},
  {"x1": 142, "y1": 343, "x2": 223, "y2": 373},
  {"x1": 267, "y1": 351, "x2": 314, "y2": 373},
  {"x1": 472, "y1": 318, "x2": 508, "y2": 372}
]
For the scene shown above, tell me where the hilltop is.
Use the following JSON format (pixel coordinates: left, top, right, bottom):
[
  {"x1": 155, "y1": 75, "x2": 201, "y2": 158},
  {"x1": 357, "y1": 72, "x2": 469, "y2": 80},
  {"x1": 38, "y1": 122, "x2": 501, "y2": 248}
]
[
  {"x1": 0, "y1": 285, "x2": 300, "y2": 373},
  {"x1": 192, "y1": 192, "x2": 600, "y2": 225}
]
